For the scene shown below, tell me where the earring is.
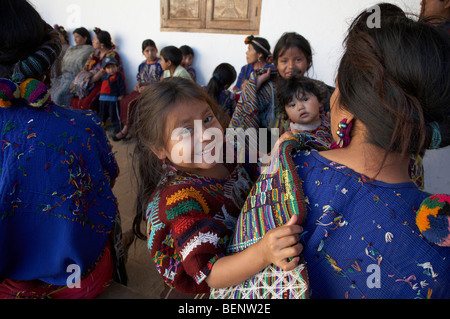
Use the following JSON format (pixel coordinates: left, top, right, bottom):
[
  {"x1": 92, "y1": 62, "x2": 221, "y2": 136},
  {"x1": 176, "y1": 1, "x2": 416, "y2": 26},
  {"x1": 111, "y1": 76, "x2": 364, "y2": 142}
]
[
  {"x1": 162, "y1": 158, "x2": 167, "y2": 170},
  {"x1": 330, "y1": 119, "x2": 353, "y2": 149}
]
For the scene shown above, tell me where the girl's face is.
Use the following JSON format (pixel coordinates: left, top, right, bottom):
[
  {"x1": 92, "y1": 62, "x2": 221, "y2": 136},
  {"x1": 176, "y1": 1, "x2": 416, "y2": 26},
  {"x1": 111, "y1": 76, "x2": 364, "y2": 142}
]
[
  {"x1": 182, "y1": 54, "x2": 194, "y2": 67},
  {"x1": 285, "y1": 92, "x2": 321, "y2": 126},
  {"x1": 246, "y1": 44, "x2": 261, "y2": 64},
  {"x1": 276, "y1": 46, "x2": 310, "y2": 79},
  {"x1": 73, "y1": 33, "x2": 87, "y2": 46},
  {"x1": 143, "y1": 46, "x2": 158, "y2": 62},
  {"x1": 157, "y1": 99, "x2": 224, "y2": 175}
]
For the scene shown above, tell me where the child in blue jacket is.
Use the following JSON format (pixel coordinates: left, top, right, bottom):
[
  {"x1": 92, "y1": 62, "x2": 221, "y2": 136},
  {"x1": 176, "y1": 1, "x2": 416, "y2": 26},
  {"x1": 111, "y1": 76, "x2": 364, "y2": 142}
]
[{"x1": 99, "y1": 56, "x2": 126, "y2": 136}]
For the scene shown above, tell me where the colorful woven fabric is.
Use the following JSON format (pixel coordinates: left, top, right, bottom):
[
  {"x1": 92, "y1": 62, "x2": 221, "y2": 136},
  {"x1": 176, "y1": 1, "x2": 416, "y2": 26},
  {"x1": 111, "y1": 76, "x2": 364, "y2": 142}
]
[
  {"x1": 416, "y1": 194, "x2": 450, "y2": 247},
  {"x1": 210, "y1": 132, "x2": 329, "y2": 299},
  {"x1": 0, "y1": 79, "x2": 20, "y2": 108},
  {"x1": 0, "y1": 78, "x2": 50, "y2": 109},
  {"x1": 136, "y1": 59, "x2": 163, "y2": 85}
]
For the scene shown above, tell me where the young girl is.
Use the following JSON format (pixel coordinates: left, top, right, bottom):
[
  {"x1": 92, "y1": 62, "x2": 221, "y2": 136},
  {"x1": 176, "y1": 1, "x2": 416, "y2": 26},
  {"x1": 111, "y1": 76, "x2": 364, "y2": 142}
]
[
  {"x1": 276, "y1": 75, "x2": 332, "y2": 146},
  {"x1": 205, "y1": 63, "x2": 237, "y2": 120},
  {"x1": 160, "y1": 46, "x2": 192, "y2": 81},
  {"x1": 230, "y1": 32, "x2": 333, "y2": 134},
  {"x1": 132, "y1": 77, "x2": 302, "y2": 297},
  {"x1": 180, "y1": 45, "x2": 197, "y2": 82},
  {"x1": 233, "y1": 35, "x2": 274, "y2": 93},
  {"x1": 291, "y1": 7, "x2": 450, "y2": 298},
  {"x1": 115, "y1": 39, "x2": 163, "y2": 141}
]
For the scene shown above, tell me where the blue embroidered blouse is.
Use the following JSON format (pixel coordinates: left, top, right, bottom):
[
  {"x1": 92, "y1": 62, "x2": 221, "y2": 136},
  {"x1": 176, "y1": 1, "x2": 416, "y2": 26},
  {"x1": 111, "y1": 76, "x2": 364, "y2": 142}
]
[
  {"x1": 293, "y1": 150, "x2": 449, "y2": 299},
  {"x1": 0, "y1": 91, "x2": 119, "y2": 285}
]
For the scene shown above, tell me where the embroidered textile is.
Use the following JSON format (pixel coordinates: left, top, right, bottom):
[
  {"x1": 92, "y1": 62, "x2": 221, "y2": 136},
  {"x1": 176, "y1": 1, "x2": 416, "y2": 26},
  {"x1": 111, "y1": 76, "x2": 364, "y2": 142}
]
[
  {"x1": 0, "y1": 78, "x2": 120, "y2": 286},
  {"x1": 210, "y1": 132, "x2": 329, "y2": 299},
  {"x1": 294, "y1": 150, "x2": 450, "y2": 299}
]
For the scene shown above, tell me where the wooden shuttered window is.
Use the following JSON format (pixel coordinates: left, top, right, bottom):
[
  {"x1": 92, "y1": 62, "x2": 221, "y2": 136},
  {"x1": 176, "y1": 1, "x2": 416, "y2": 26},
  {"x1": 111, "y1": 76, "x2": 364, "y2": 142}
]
[{"x1": 161, "y1": 0, "x2": 262, "y2": 35}]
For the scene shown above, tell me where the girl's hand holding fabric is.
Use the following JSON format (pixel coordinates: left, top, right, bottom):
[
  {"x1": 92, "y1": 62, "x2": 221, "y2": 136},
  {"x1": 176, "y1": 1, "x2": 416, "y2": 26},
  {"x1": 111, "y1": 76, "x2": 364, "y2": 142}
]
[{"x1": 259, "y1": 214, "x2": 303, "y2": 271}]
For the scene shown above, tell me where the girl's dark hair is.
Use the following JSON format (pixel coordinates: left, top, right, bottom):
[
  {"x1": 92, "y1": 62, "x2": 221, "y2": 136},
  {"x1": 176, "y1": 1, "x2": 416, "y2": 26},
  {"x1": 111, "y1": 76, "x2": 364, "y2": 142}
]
[
  {"x1": 94, "y1": 28, "x2": 113, "y2": 49},
  {"x1": 179, "y1": 45, "x2": 194, "y2": 57},
  {"x1": 276, "y1": 75, "x2": 323, "y2": 121},
  {"x1": 160, "y1": 46, "x2": 183, "y2": 66},
  {"x1": 249, "y1": 37, "x2": 271, "y2": 61},
  {"x1": 0, "y1": 0, "x2": 48, "y2": 76},
  {"x1": 131, "y1": 77, "x2": 227, "y2": 240},
  {"x1": 273, "y1": 32, "x2": 313, "y2": 71},
  {"x1": 337, "y1": 5, "x2": 450, "y2": 159},
  {"x1": 73, "y1": 27, "x2": 92, "y2": 45},
  {"x1": 206, "y1": 63, "x2": 237, "y2": 103},
  {"x1": 142, "y1": 39, "x2": 156, "y2": 51}
]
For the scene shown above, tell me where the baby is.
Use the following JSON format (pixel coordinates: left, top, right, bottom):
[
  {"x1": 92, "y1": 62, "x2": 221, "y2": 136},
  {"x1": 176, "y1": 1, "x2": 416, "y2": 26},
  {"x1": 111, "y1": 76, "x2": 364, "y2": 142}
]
[{"x1": 276, "y1": 75, "x2": 332, "y2": 145}]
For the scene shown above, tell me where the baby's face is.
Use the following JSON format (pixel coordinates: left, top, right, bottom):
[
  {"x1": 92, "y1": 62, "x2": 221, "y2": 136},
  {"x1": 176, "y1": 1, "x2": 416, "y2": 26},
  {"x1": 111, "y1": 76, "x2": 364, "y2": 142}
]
[{"x1": 285, "y1": 92, "x2": 321, "y2": 125}]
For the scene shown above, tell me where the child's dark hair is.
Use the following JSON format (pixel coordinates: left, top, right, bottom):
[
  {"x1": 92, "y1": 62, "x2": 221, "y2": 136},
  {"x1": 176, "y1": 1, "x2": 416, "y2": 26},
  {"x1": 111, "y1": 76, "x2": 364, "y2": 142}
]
[
  {"x1": 131, "y1": 77, "x2": 227, "y2": 240},
  {"x1": 142, "y1": 39, "x2": 156, "y2": 51},
  {"x1": 73, "y1": 27, "x2": 92, "y2": 45},
  {"x1": 337, "y1": 5, "x2": 450, "y2": 159},
  {"x1": 206, "y1": 63, "x2": 237, "y2": 103},
  {"x1": 179, "y1": 45, "x2": 194, "y2": 57},
  {"x1": 275, "y1": 75, "x2": 323, "y2": 121},
  {"x1": 273, "y1": 32, "x2": 312, "y2": 71},
  {"x1": 160, "y1": 45, "x2": 183, "y2": 66}
]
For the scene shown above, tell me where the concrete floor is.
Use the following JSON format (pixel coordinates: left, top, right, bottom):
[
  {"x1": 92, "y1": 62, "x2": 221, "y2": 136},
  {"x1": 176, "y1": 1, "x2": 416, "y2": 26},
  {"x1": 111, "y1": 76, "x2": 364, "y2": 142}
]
[{"x1": 109, "y1": 137, "x2": 165, "y2": 299}]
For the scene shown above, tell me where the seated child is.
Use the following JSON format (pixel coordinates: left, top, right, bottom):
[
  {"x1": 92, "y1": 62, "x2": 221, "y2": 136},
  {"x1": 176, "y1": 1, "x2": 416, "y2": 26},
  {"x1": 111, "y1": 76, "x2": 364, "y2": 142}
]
[
  {"x1": 131, "y1": 77, "x2": 302, "y2": 297},
  {"x1": 205, "y1": 63, "x2": 237, "y2": 120},
  {"x1": 114, "y1": 39, "x2": 163, "y2": 141},
  {"x1": 276, "y1": 75, "x2": 332, "y2": 146},
  {"x1": 180, "y1": 45, "x2": 197, "y2": 82},
  {"x1": 98, "y1": 56, "x2": 126, "y2": 137},
  {"x1": 160, "y1": 46, "x2": 192, "y2": 81}
]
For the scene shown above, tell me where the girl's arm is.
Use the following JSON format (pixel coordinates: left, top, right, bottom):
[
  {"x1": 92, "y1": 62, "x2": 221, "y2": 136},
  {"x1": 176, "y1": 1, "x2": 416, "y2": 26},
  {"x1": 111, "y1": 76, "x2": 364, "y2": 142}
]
[{"x1": 205, "y1": 215, "x2": 303, "y2": 289}]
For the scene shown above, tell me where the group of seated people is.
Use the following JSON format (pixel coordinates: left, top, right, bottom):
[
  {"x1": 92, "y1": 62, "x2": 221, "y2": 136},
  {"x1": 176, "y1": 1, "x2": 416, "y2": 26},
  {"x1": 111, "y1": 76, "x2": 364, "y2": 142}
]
[{"x1": 0, "y1": 0, "x2": 449, "y2": 300}]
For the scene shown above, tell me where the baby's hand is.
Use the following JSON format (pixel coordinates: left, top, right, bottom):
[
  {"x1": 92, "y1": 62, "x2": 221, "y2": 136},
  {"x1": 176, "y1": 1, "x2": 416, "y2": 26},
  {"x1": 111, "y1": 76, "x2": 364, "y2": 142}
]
[
  {"x1": 260, "y1": 215, "x2": 303, "y2": 271},
  {"x1": 270, "y1": 129, "x2": 300, "y2": 155}
]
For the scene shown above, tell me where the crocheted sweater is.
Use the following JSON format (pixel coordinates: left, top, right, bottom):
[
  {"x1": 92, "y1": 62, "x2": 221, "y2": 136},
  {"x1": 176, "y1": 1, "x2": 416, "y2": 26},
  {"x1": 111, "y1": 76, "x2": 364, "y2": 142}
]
[{"x1": 146, "y1": 164, "x2": 253, "y2": 294}]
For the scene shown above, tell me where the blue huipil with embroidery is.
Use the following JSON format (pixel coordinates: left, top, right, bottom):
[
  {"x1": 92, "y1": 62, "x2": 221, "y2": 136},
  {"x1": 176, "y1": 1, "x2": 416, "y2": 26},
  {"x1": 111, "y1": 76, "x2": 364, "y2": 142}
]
[
  {"x1": 293, "y1": 150, "x2": 450, "y2": 299},
  {"x1": 0, "y1": 79, "x2": 119, "y2": 285}
]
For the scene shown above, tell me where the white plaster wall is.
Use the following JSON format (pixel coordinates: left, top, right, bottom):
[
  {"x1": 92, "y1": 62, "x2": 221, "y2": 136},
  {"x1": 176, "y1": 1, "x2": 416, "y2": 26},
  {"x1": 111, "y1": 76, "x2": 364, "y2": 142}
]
[{"x1": 29, "y1": 0, "x2": 449, "y2": 194}]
